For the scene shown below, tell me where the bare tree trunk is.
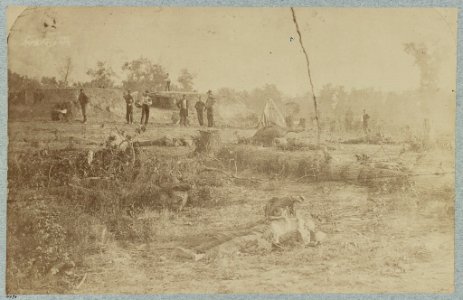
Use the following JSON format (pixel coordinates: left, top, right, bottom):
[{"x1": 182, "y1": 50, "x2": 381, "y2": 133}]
[
  {"x1": 290, "y1": 7, "x2": 321, "y2": 145},
  {"x1": 64, "y1": 57, "x2": 72, "y2": 85},
  {"x1": 59, "y1": 56, "x2": 73, "y2": 87}
]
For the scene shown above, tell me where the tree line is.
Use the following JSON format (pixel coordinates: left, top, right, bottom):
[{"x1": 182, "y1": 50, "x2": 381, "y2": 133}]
[
  {"x1": 8, "y1": 53, "x2": 453, "y2": 133},
  {"x1": 8, "y1": 56, "x2": 195, "y2": 93}
]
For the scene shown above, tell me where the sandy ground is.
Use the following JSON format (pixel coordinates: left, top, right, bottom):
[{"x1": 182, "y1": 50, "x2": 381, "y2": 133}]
[
  {"x1": 7, "y1": 119, "x2": 455, "y2": 294},
  {"x1": 74, "y1": 181, "x2": 453, "y2": 294}
]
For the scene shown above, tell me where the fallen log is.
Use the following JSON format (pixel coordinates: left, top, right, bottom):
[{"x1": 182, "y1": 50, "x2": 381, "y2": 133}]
[
  {"x1": 199, "y1": 167, "x2": 262, "y2": 182},
  {"x1": 217, "y1": 145, "x2": 410, "y2": 189}
]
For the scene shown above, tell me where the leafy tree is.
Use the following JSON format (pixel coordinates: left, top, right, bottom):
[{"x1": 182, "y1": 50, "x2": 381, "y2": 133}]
[
  {"x1": 285, "y1": 102, "x2": 300, "y2": 116},
  {"x1": 86, "y1": 61, "x2": 116, "y2": 88},
  {"x1": 216, "y1": 88, "x2": 250, "y2": 105},
  {"x1": 248, "y1": 84, "x2": 283, "y2": 111},
  {"x1": 177, "y1": 69, "x2": 195, "y2": 91},
  {"x1": 121, "y1": 57, "x2": 168, "y2": 92},
  {"x1": 8, "y1": 69, "x2": 41, "y2": 105},
  {"x1": 318, "y1": 84, "x2": 349, "y2": 118},
  {"x1": 40, "y1": 76, "x2": 59, "y2": 88},
  {"x1": 72, "y1": 81, "x2": 91, "y2": 88},
  {"x1": 403, "y1": 43, "x2": 438, "y2": 92},
  {"x1": 8, "y1": 69, "x2": 41, "y2": 92},
  {"x1": 403, "y1": 42, "x2": 439, "y2": 116}
]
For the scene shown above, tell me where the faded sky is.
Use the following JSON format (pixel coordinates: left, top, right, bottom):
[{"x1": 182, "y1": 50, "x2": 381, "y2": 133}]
[{"x1": 7, "y1": 6, "x2": 457, "y2": 96}]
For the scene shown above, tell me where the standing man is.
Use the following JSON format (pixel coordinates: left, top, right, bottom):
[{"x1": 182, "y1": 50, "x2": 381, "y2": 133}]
[
  {"x1": 140, "y1": 90, "x2": 152, "y2": 126},
  {"x1": 78, "y1": 89, "x2": 89, "y2": 124},
  {"x1": 362, "y1": 109, "x2": 370, "y2": 141},
  {"x1": 195, "y1": 96, "x2": 206, "y2": 126},
  {"x1": 298, "y1": 118, "x2": 306, "y2": 129},
  {"x1": 166, "y1": 73, "x2": 171, "y2": 91},
  {"x1": 345, "y1": 107, "x2": 353, "y2": 132},
  {"x1": 205, "y1": 90, "x2": 215, "y2": 127},
  {"x1": 124, "y1": 90, "x2": 134, "y2": 124},
  {"x1": 177, "y1": 95, "x2": 189, "y2": 126},
  {"x1": 329, "y1": 118, "x2": 337, "y2": 134}
]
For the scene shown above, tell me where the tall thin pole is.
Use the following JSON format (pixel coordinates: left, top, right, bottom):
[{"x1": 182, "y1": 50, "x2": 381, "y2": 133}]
[{"x1": 290, "y1": 7, "x2": 321, "y2": 144}]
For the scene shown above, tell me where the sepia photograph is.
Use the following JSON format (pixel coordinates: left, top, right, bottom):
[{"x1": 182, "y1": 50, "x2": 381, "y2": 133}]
[{"x1": 5, "y1": 6, "x2": 457, "y2": 294}]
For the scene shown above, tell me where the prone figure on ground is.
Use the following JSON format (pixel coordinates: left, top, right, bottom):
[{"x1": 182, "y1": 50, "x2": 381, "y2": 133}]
[
  {"x1": 264, "y1": 195, "x2": 305, "y2": 220},
  {"x1": 264, "y1": 195, "x2": 309, "y2": 246}
]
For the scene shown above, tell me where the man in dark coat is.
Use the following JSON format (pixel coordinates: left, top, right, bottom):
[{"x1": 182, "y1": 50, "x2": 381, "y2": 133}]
[
  {"x1": 177, "y1": 95, "x2": 189, "y2": 126},
  {"x1": 140, "y1": 90, "x2": 152, "y2": 126},
  {"x1": 124, "y1": 90, "x2": 134, "y2": 124},
  {"x1": 195, "y1": 96, "x2": 206, "y2": 126},
  {"x1": 166, "y1": 73, "x2": 171, "y2": 91},
  {"x1": 345, "y1": 107, "x2": 353, "y2": 132},
  {"x1": 362, "y1": 109, "x2": 370, "y2": 140},
  {"x1": 205, "y1": 90, "x2": 215, "y2": 127},
  {"x1": 78, "y1": 89, "x2": 89, "y2": 123}
]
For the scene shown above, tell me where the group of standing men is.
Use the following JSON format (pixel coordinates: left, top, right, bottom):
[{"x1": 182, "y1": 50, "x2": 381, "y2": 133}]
[
  {"x1": 177, "y1": 90, "x2": 215, "y2": 127},
  {"x1": 123, "y1": 90, "x2": 152, "y2": 125},
  {"x1": 122, "y1": 89, "x2": 216, "y2": 127},
  {"x1": 77, "y1": 87, "x2": 216, "y2": 127},
  {"x1": 191, "y1": 90, "x2": 215, "y2": 127}
]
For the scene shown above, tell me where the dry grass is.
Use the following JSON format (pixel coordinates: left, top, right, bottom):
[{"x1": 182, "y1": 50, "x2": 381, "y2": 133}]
[{"x1": 6, "y1": 120, "x2": 455, "y2": 294}]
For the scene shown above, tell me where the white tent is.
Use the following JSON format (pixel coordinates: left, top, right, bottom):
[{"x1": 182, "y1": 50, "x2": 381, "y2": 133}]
[{"x1": 258, "y1": 99, "x2": 286, "y2": 128}]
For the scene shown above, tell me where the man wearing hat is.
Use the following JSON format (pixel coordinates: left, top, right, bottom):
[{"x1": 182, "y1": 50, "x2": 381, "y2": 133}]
[
  {"x1": 140, "y1": 90, "x2": 152, "y2": 126},
  {"x1": 77, "y1": 88, "x2": 89, "y2": 124},
  {"x1": 124, "y1": 90, "x2": 134, "y2": 124},
  {"x1": 362, "y1": 109, "x2": 370, "y2": 141},
  {"x1": 177, "y1": 94, "x2": 189, "y2": 126},
  {"x1": 166, "y1": 73, "x2": 171, "y2": 91},
  {"x1": 195, "y1": 96, "x2": 206, "y2": 126},
  {"x1": 205, "y1": 90, "x2": 215, "y2": 127}
]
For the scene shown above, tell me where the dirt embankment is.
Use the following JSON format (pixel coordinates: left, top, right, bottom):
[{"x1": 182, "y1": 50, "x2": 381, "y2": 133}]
[
  {"x1": 9, "y1": 88, "x2": 125, "y2": 121},
  {"x1": 8, "y1": 88, "x2": 260, "y2": 128}
]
